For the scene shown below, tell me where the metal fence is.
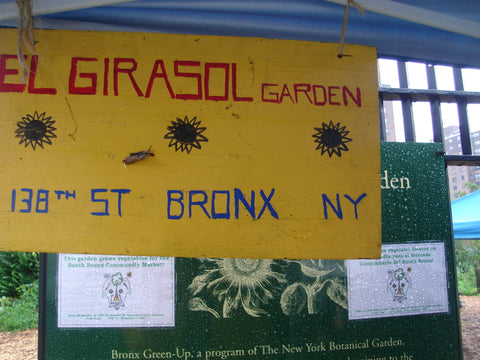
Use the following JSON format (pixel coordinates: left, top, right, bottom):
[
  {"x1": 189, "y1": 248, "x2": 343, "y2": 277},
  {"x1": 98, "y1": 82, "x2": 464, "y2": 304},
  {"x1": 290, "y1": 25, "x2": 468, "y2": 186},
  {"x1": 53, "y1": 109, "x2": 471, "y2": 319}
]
[{"x1": 378, "y1": 58, "x2": 480, "y2": 167}]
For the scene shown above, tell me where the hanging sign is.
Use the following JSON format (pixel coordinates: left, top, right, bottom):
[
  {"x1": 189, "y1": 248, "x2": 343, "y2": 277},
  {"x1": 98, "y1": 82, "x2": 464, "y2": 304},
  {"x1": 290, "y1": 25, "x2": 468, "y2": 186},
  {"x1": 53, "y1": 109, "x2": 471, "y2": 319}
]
[{"x1": 0, "y1": 29, "x2": 380, "y2": 258}]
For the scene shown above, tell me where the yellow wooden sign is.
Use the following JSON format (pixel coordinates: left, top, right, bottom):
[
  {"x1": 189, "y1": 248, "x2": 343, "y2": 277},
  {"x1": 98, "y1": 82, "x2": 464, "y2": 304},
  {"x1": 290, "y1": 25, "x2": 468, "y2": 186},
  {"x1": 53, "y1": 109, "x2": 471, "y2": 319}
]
[{"x1": 0, "y1": 29, "x2": 380, "y2": 259}]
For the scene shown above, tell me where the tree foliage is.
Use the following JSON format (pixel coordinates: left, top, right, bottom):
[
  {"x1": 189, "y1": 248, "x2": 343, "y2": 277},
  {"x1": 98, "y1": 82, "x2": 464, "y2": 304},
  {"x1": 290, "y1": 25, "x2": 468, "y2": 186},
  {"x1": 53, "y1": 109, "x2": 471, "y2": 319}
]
[
  {"x1": 455, "y1": 240, "x2": 480, "y2": 294},
  {"x1": 454, "y1": 183, "x2": 480, "y2": 199},
  {"x1": 0, "y1": 252, "x2": 39, "y2": 298}
]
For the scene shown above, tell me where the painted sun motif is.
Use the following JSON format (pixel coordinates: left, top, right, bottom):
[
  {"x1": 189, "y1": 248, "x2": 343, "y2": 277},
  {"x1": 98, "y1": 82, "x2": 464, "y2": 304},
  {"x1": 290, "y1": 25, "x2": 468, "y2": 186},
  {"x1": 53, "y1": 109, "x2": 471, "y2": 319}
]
[
  {"x1": 164, "y1": 116, "x2": 208, "y2": 153},
  {"x1": 188, "y1": 258, "x2": 286, "y2": 318},
  {"x1": 15, "y1": 111, "x2": 57, "y2": 150},
  {"x1": 312, "y1": 120, "x2": 352, "y2": 157}
]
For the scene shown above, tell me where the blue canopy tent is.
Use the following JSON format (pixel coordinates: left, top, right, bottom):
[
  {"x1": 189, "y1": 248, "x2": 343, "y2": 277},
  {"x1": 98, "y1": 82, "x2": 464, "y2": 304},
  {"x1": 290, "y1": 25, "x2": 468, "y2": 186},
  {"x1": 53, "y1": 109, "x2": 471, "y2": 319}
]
[
  {"x1": 0, "y1": 0, "x2": 479, "y2": 67},
  {"x1": 452, "y1": 190, "x2": 480, "y2": 240}
]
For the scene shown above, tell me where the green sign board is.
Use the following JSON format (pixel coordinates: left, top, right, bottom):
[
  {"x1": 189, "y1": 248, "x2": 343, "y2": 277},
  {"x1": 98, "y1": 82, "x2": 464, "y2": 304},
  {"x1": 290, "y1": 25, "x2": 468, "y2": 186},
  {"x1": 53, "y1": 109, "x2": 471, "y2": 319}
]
[{"x1": 40, "y1": 142, "x2": 462, "y2": 360}]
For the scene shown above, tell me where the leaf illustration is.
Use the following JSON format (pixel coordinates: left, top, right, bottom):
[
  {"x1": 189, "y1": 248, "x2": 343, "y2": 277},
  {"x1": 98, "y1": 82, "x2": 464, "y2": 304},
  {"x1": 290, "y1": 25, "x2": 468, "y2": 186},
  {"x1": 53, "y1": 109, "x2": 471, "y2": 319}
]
[
  {"x1": 280, "y1": 283, "x2": 307, "y2": 315},
  {"x1": 293, "y1": 260, "x2": 345, "y2": 278},
  {"x1": 188, "y1": 297, "x2": 221, "y2": 318},
  {"x1": 326, "y1": 280, "x2": 348, "y2": 309}
]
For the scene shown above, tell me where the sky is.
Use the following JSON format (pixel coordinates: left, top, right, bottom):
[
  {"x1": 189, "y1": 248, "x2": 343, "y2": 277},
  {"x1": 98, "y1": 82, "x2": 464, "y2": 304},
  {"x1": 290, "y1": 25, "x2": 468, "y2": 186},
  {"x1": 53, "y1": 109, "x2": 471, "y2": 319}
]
[{"x1": 377, "y1": 59, "x2": 480, "y2": 143}]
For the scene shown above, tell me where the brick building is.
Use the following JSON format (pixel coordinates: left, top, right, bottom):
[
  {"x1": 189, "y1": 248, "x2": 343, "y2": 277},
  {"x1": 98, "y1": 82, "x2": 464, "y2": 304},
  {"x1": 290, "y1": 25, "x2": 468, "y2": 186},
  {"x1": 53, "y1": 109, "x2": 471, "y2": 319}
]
[{"x1": 445, "y1": 126, "x2": 480, "y2": 198}]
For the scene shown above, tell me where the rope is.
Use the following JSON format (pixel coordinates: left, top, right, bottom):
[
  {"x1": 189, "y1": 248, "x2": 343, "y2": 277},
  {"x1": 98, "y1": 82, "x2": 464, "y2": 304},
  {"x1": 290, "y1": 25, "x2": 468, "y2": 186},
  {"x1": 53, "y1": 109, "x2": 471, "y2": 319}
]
[
  {"x1": 338, "y1": 0, "x2": 365, "y2": 58},
  {"x1": 16, "y1": 0, "x2": 36, "y2": 81}
]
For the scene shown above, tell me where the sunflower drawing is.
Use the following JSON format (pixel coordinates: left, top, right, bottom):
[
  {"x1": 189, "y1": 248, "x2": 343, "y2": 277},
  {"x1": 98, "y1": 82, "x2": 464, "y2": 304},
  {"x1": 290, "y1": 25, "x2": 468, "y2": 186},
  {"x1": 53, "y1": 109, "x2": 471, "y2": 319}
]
[
  {"x1": 15, "y1": 111, "x2": 57, "y2": 150},
  {"x1": 312, "y1": 120, "x2": 352, "y2": 157},
  {"x1": 188, "y1": 258, "x2": 286, "y2": 318},
  {"x1": 164, "y1": 116, "x2": 208, "y2": 153}
]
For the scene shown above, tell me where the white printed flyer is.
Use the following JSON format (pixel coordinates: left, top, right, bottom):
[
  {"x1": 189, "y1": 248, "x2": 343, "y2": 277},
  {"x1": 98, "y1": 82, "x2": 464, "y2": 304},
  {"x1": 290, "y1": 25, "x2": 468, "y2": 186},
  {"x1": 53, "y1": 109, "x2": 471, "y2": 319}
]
[
  {"x1": 57, "y1": 254, "x2": 175, "y2": 328},
  {"x1": 347, "y1": 242, "x2": 449, "y2": 320}
]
